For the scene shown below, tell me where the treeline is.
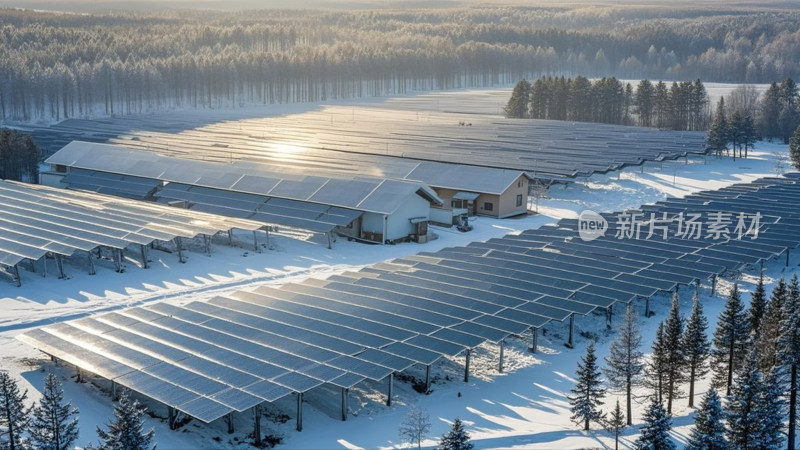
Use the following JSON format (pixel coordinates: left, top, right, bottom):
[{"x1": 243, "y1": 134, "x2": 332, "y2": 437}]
[
  {"x1": 0, "y1": 371, "x2": 155, "y2": 449},
  {"x1": 505, "y1": 76, "x2": 709, "y2": 131},
  {"x1": 569, "y1": 276, "x2": 800, "y2": 449},
  {"x1": 706, "y1": 77, "x2": 800, "y2": 159},
  {"x1": 0, "y1": 128, "x2": 40, "y2": 182},
  {"x1": 1, "y1": 6, "x2": 800, "y2": 122}
]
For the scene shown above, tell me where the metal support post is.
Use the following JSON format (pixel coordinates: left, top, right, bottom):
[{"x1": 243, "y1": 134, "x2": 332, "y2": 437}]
[
  {"x1": 228, "y1": 229, "x2": 234, "y2": 246},
  {"x1": 87, "y1": 251, "x2": 96, "y2": 275},
  {"x1": 265, "y1": 228, "x2": 271, "y2": 250},
  {"x1": 711, "y1": 274, "x2": 717, "y2": 296},
  {"x1": 76, "y1": 367, "x2": 82, "y2": 383},
  {"x1": 253, "y1": 404, "x2": 262, "y2": 445},
  {"x1": 225, "y1": 412, "x2": 234, "y2": 434},
  {"x1": 566, "y1": 313, "x2": 575, "y2": 348},
  {"x1": 341, "y1": 388, "x2": 348, "y2": 421},
  {"x1": 56, "y1": 254, "x2": 66, "y2": 279},
  {"x1": 530, "y1": 327, "x2": 538, "y2": 354},
  {"x1": 606, "y1": 305, "x2": 613, "y2": 329},
  {"x1": 425, "y1": 365, "x2": 431, "y2": 392},
  {"x1": 113, "y1": 248, "x2": 123, "y2": 273},
  {"x1": 386, "y1": 373, "x2": 393, "y2": 406},
  {"x1": 175, "y1": 237, "x2": 185, "y2": 263},
  {"x1": 645, "y1": 296, "x2": 651, "y2": 317},
  {"x1": 498, "y1": 340, "x2": 505, "y2": 373},
  {"x1": 253, "y1": 231, "x2": 260, "y2": 253},
  {"x1": 11, "y1": 264, "x2": 21, "y2": 287},
  {"x1": 464, "y1": 349, "x2": 471, "y2": 382},
  {"x1": 788, "y1": 249, "x2": 791, "y2": 267},
  {"x1": 140, "y1": 244, "x2": 149, "y2": 269},
  {"x1": 327, "y1": 232, "x2": 333, "y2": 250},
  {"x1": 204, "y1": 234, "x2": 212, "y2": 256},
  {"x1": 111, "y1": 381, "x2": 117, "y2": 401},
  {"x1": 168, "y1": 407, "x2": 177, "y2": 430},
  {"x1": 296, "y1": 393, "x2": 303, "y2": 432}
]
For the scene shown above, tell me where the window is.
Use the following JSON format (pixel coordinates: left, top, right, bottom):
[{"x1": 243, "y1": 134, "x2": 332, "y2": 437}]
[
  {"x1": 55, "y1": 164, "x2": 67, "y2": 173},
  {"x1": 484, "y1": 202, "x2": 493, "y2": 211},
  {"x1": 516, "y1": 194, "x2": 523, "y2": 207},
  {"x1": 518, "y1": 179, "x2": 524, "y2": 188}
]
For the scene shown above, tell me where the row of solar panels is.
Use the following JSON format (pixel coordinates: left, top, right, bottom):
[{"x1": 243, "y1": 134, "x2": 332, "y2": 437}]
[
  {"x1": 19, "y1": 176, "x2": 800, "y2": 424},
  {"x1": 62, "y1": 169, "x2": 364, "y2": 234},
  {"x1": 0, "y1": 181, "x2": 264, "y2": 268}
]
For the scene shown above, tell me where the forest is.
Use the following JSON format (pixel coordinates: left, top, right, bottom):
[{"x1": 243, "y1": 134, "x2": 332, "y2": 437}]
[{"x1": 1, "y1": 5, "x2": 800, "y2": 122}]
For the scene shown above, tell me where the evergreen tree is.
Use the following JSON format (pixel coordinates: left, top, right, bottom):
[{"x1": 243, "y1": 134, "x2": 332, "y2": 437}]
[
  {"x1": 790, "y1": 125, "x2": 800, "y2": 170},
  {"x1": 606, "y1": 399, "x2": 625, "y2": 450},
  {"x1": 759, "y1": 82, "x2": 782, "y2": 141},
  {"x1": 95, "y1": 390, "x2": 155, "y2": 450},
  {"x1": 683, "y1": 288, "x2": 710, "y2": 408},
  {"x1": 645, "y1": 322, "x2": 667, "y2": 403},
  {"x1": 779, "y1": 274, "x2": 800, "y2": 450},
  {"x1": 754, "y1": 369, "x2": 785, "y2": 450},
  {"x1": 635, "y1": 79, "x2": 655, "y2": 127},
  {"x1": 634, "y1": 396, "x2": 675, "y2": 450},
  {"x1": 685, "y1": 389, "x2": 727, "y2": 450},
  {"x1": 726, "y1": 351, "x2": 768, "y2": 450},
  {"x1": 741, "y1": 112, "x2": 757, "y2": 158},
  {"x1": 779, "y1": 77, "x2": 800, "y2": 144},
  {"x1": 503, "y1": 79, "x2": 530, "y2": 119},
  {"x1": 711, "y1": 284, "x2": 749, "y2": 395},
  {"x1": 604, "y1": 303, "x2": 644, "y2": 425},
  {"x1": 748, "y1": 273, "x2": 767, "y2": 341},
  {"x1": 569, "y1": 342, "x2": 606, "y2": 430},
  {"x1": 438, "y1": 417, "x2": 473, "y2": 450},
  {"x1": 757, "y1": 278, "x2": 788, "y2": 372},
  {"x1": 0, "y1": 371, "x2": 30, "y2": 450},
  {"x1": 707, "y1": 98, "x2": 729, "y2": 157},
  {"x1": 29, "y1": 373, "x2": 79, "y2": 450},
  {"x1": 661, "y1": 292, "x2": 686, "y2": 414}
]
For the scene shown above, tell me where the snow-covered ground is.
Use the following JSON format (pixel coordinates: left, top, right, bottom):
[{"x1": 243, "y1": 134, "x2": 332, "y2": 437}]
[{"x1": 0, "y1": 137, "x2": 794, "y2": 449}]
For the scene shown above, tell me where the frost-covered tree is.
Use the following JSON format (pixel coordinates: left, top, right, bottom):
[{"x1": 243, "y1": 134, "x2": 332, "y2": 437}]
[
  {"x1": 399, "y1": 407, "x2": 431, "y2": 450},
  {"x1": 790, "y1": 125, "x2": 800, "y2": 170},
  {"x1": 685, "y1": 389, "x2": 727, "y2": 450},
  {"x1": 504, "y1": 79, "x2": 530, "y2": 118},
  {"x1": 95, "y1": 390, "x2": 155, "y2": 450},
  {"x1": 757, "y1": 278, "x2": 788, "y2": 372},
  {"x1": 755, "y1": 369, "x2": 785, "y2": 450},
  {"x1": 725, "y1": 350, "x2": 783, "y2": 450},
  {"x1": 748, "y1": 273, "x2": 767, "y2": 341},
  {"x1": 645, "y1": 323, "x2": 667, "y2": 403},
  {"x1": 707, "y1": 98, "x2": 729, "y2": 157},
  {"x1": 0, "y1": 371, "x2": 30, "y2": 450},
  {"x1": 604, "y1": 303, "x2": 643, "y2": 425},
  {"x1": 438, "y1": 418, "x2": 473, "y2": 450},
  {"x1": 661, "y1": 292, "x2": 686, "y2": 414},
  {"x1": 683, "y1": 288, "x2": 710, "y2": 408},
  {"x1": 606, "y1": 399, "x2": 625, "y2": 450},
  {"x1": 29, "y1": 373, "x2": 79, "y2": 450},
  {"x1": 568, "y1": 342, "x2": 606, "y2": 430},
  {"x1": 634, "y1": 396, "x2": 675, "y2": 450},
  {"x1": 779, "y1": 274, "x2": 800, "y2": 450},
  {"x1": 711, "y1": 284, "x2": 749, "y2": 395}
]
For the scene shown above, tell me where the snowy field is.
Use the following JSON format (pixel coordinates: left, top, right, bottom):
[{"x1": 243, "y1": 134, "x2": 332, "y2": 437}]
[{"x1": 1, "y1": 134, "x2": 795, "y2": 449}]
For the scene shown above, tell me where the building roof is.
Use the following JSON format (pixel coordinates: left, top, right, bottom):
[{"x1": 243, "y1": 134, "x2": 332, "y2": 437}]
[{"x1": 47, "y1": 141, "x2": 442, "y2": 216}]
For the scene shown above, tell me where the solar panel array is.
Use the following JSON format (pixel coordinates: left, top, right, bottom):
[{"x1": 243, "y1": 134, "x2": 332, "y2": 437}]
[
  {"x1": 0, "y1": 180, "x2": 263, "y2": 269},
  {"x1": 19, "y1": 176, "x2": 800, "y2": 425},
  {"x1": 97, "y1": 106, "x2": 707, "y2": 181}
]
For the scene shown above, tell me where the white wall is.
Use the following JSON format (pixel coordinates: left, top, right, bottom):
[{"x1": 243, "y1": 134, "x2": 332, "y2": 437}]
[
  {"x1": 361, "y1": 212, "x2": 385, "y2": 241},
  {"x1": 386, "y1": 194, "x2": 430, "y2": 241},
  {"x1": 39, "y1": 171, "x2": 66, "y2": 187}
]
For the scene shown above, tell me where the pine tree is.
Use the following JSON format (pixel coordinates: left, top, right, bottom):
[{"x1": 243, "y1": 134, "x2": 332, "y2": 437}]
[
  {"x1": 29, "y1": 373, "x2": 79, "y2": 450},
  {"x1": 604, "y1": 303, "x2": 644, "y2": 425},
  {"x1": 606, "y1": 399, "x2": 625, "y2": 450},
  {"x1": 0, "y1": 371, "x2": 30, "y2": 450},
  {"x1": 661, "y1": 291, "x2": 686, "y2": 414},
  {"x1": 683, "y1": 288, "x2": 710, "y2": 408},
  {"x1": 568, "y1": 341, "x2": 606, "y2": 430},
  {"x1": 754, "y1": 369, "x2": 785, "y2": 449},
  {"x1": 96, "y1": 390, "x2": 155, "y2": 450},
  {"x1": 645, "y1": 323, "x2": 667, "y2": 403},
  {"x1": 779, "y1": 274, "x2": 800, "y2": 450},
  {"x1": 707, "y1": 98, "x2": 729, "y2": 157},
  {"x1": 685, "y1": 389, "x2": 727, "y2": 450},
  {"x1": 790, "y1": 125, "x2": 800, "y2": 170},
  {"x1": 503, "y1": 79, "x2": 530, "y2": 119},
  {"x1": 711, "y1": 284, "x2": 749, "y2": 395},
  {"x1": 748, "y1": 273, "x2": 767, "y2": 341},
  {"x1": 757, "y1": 278, "x2": 788, "y2": 372},
  {"x1": 726, "y1": 351, "x2": 767, "y2": 450},
  {"x1": 634, "y1": 396, "x2": 675, "y2": 450},
  {"x1": 438, "y1": 417, "x2": 473, "y2": 450}
]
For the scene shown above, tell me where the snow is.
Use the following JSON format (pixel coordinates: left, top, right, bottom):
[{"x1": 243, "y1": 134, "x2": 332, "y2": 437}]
[{"x1": 1, "y1": 101, "x2": 797, "y2": 448}]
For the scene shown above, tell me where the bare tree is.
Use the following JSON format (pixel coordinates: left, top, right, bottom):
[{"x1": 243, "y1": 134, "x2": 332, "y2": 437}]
[
  {"x1": 727, "y1": 84, "x2": 760, "y2": 118},
  {"x1": 398, "y1": 407, "x2": 431, "y2": 450}
]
